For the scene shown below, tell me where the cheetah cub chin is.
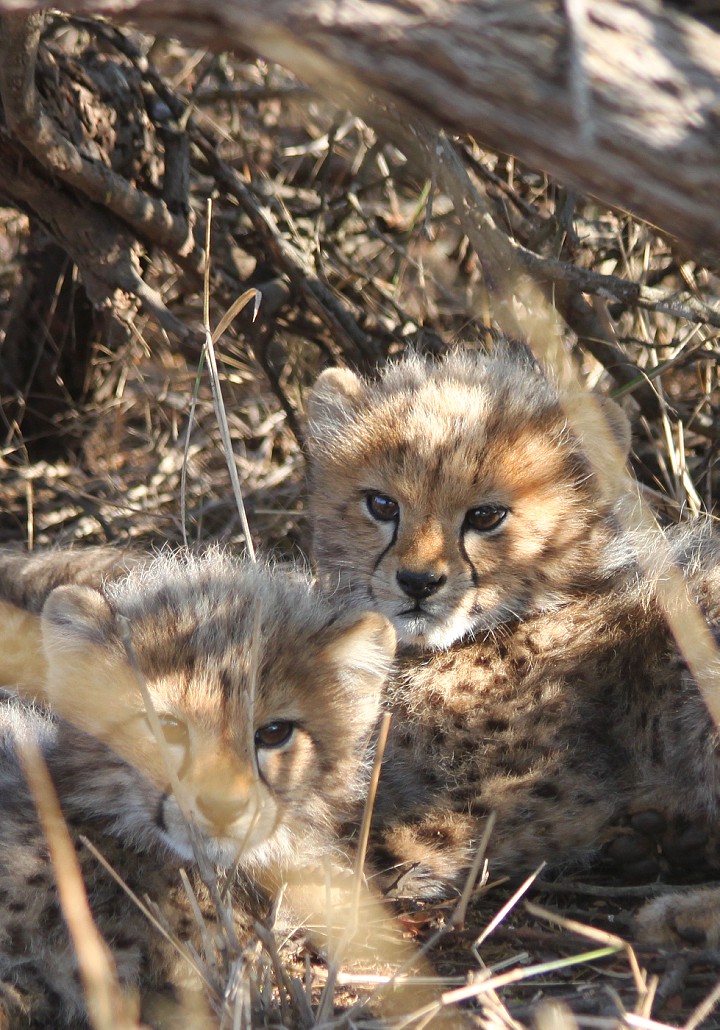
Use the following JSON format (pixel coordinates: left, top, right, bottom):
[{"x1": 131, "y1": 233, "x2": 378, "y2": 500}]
[
  {"x1": 0, "y1": 548, "x2": 394, "y2": 1028},
  {"x1": 306, "y1": 349, "x2": 720, "y2": 948}
]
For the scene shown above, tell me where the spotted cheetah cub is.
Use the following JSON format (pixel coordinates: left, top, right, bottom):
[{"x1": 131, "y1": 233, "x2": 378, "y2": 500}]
[
  {"x1": 0, "y1": 549, "x2": 394, "y2": 1027},
  {"x1": 306, "y1": 349, "x2": 720, "y2": 945}
]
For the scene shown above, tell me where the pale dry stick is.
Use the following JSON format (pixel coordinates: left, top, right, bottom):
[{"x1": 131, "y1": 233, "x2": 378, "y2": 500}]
[
  {"x1": 673, "y1": 417, "x2": 704, "y2": 517},
  {"x1": 312, "y1": 970, "x2": 467, "y2": 986},
  {"x1": 201, "y1": 200, "x2": 260, "y2": 561},
  {"x1": 451, "y1": 809, "x2": 496, "y2": 929},
  {"x1": 314, "y1": 712, "x2": 392, "y2": 1026},
  {"x1": 25, "y1": 477, "x2": 34, "y2": 551},
  {"x1": 350, "y1": 711, "x2": 392, "y2": 924},
  {"x1": 524, "y1": 900, "x2": 646, "y2": 998},
  {"x1": 683, "y1": 979, "x2": 720, "y2": 1030},
  {"x1": 16, "y1": 737, "x2": 134, "y2": 1030},
  {"x1": 81, "y1": 836, "x2": 216, "y2": 997},
  {"x1": 179, "y1": 363, "x2": 205, "y2": 549},
  {"x1": 391, "y1": 946, "x2": 622, "y2": 1030},
  {"x1": 337, "y1": 827, "x2": 508, "y2": 1028},
  {"x1": 638, "y1": 975, "x2": 659, "y2": 1024},
  {"x1": 645, "y1": 342, "x2": 702, "y2": 514},
  {"x1": 116, "y1": 614, "x2": 238, "y2": 952},
  {"x1": 474, "y1": 863, "x2": 545, "y2": 950}
]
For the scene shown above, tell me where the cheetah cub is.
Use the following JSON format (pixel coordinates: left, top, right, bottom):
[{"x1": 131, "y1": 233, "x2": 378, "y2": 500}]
[
  {"x1": 306, "y1": 349, "x2": 720, "y2": 946},
  {"x1": 0, "y1": 548, "x2": 394, "y2": 1027}
]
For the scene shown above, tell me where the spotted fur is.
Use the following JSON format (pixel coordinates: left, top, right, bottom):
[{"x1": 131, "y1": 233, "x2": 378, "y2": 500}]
[
  {"x1": 0, "y1": 548, "x2": 394, "y2": 1026},
  {"x1": 307, "y1": 349, "x2": 720, "y2": 945}
]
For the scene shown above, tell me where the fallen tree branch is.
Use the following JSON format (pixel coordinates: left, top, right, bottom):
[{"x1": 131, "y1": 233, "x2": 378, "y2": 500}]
[{"x1": 4, "y1": 0, "x2": 720, "y2": 260}]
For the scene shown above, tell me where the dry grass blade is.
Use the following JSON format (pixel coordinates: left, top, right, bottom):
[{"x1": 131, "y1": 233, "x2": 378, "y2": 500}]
[
  {"x1": 474, "y1": 863, "x2": 544, "y2": 948},
  {"x1": 16, "y1": 736, "x2": 135, "y2": 1030},
  {"x1": 115, "y1": 615, "x2": 197, "y2": 832},
  {"x1": 202, "y1": 199, "x2": 258, "y2": 561},
  {"x1": 314, "y1": 711, "x2": 391, "y2": 1026},
  {"x1": 4, "y1": 28, "x2": 720, "y2": 1029},
  {"x1": 351, "y1": 711, "x2": 392, "y2": 919},
  {"x1": 434, "y1": 131, "x2": 720, "y2": 732},
  {"x1": 253, "y1": 921, "x2": 296, "y2": 1028},
  {"x1": 80, "y1": 835, "x2": 215, "y2": 994},
  {"x1": 442, "y1": 946, "x2": 623, "y2": 1005},
  {"x1": 451, "y1": 809, "x2": 496, "y2": 930},
  {"x1": 389, "y1": 946, "x2": 623, "y2": 1030},
  {"x1": 682, "y1": 977, "x2": 720, "y2": 1030},
  {"x1": 211, "y1": 288, "x2": 262, "y2": 345},
  {"x1": 116, "y1": 614, "x2": 240, "y2": 955},
  {"x1": 180, "y1": 362, "x2": 205, "y2": 548},
  {"x1": 524, "y1": 900, "x2": 646, "y2": 996}
]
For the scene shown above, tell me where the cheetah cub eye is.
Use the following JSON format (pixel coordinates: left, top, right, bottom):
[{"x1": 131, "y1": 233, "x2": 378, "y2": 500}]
[
  {"x1": 366, "y1": 493, "x2": 400, "y2": 521},
  {"x1": 464, "y1": 504, "x2": 508, "y2": 533},
  {"x1": 255, "y1": 720, "x2": 295, "y2": 750}
]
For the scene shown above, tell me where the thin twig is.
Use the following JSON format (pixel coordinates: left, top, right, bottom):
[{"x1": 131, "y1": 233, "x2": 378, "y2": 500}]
[{"x1": 17, "y1": 738, "x2": 132, "y2": 1030}]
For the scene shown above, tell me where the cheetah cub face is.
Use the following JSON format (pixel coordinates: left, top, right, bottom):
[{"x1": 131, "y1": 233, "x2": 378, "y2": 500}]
[
  {"x1": 307, "y1": 350, "x2": 629, "y2": 650},
  {"x1": 36, "y1": 552, "x2": 394, "y2": 871}
]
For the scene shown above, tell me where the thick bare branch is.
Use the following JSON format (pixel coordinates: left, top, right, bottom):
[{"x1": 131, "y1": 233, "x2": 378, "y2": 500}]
[{"x1": 0, "y1": 0, "x2": 719, "y2": 258}]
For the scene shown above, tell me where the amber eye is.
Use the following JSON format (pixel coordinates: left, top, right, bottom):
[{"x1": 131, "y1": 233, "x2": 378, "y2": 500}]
[
  {"x1": 366, "y1": 493, "x2": 400, "y2": 521},
  {"x1": 465, "y1": 505, "x2": 508, "y2": 533},
  {"x1": 255, "y1": 721, "x2": 295, "y2": 750}
]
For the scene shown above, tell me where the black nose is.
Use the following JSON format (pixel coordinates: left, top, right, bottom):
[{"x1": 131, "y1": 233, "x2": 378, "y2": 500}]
[{"x1": 396, "y1": 569, "x2": 447, "y2": 600}]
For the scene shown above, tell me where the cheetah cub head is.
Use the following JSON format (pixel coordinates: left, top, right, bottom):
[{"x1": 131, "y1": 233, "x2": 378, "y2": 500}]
[
  {"x1": 38, "y1": 552, "x2": 395, "y2": 873},
  {"x1": 307, "y1": 350, "x2": 630, "y2": 650}
]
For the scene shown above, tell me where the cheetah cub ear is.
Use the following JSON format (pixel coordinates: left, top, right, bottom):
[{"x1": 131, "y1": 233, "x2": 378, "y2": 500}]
[
  {"x1": 316, "y1": 609, "x2": 396, "y2": 743},
  {"x1": 565, "y1": 394, "x2": 632, "y2": 461},
  {"x1": 322, "y1": 610, "x2": 396, "y2": 689},
  {"x1": 40, "y1": 585, "x2": 135, "y2": 737},
  {"x1": 307, "y1": 367, "x2": 366, "y2": 437}
]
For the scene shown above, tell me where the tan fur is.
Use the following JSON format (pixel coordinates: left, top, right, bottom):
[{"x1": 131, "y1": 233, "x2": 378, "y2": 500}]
[
  {"x1": 0, "y1": 548, "x2": 395, "y2": 1027},
  {"x1": 0, "y1": 601, "x2": 45, "y2": 694},
  {"x1": 633, "y1": 886, "x2": 720, "y2": 947},
  {"x1": 308, "y1": 350, "x2": 629, "y2": 650},
  {"x1": 0, "y1": 547, "x2": 140, "y2": 697},
  {"x1": 307, "y1": 350, "x2": 720, "y2": 945}
]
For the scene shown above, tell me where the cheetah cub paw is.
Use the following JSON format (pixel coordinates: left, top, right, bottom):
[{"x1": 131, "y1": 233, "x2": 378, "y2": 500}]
[{"x1": 634, "y1": 886, "x2": 720, "y2": 948}]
